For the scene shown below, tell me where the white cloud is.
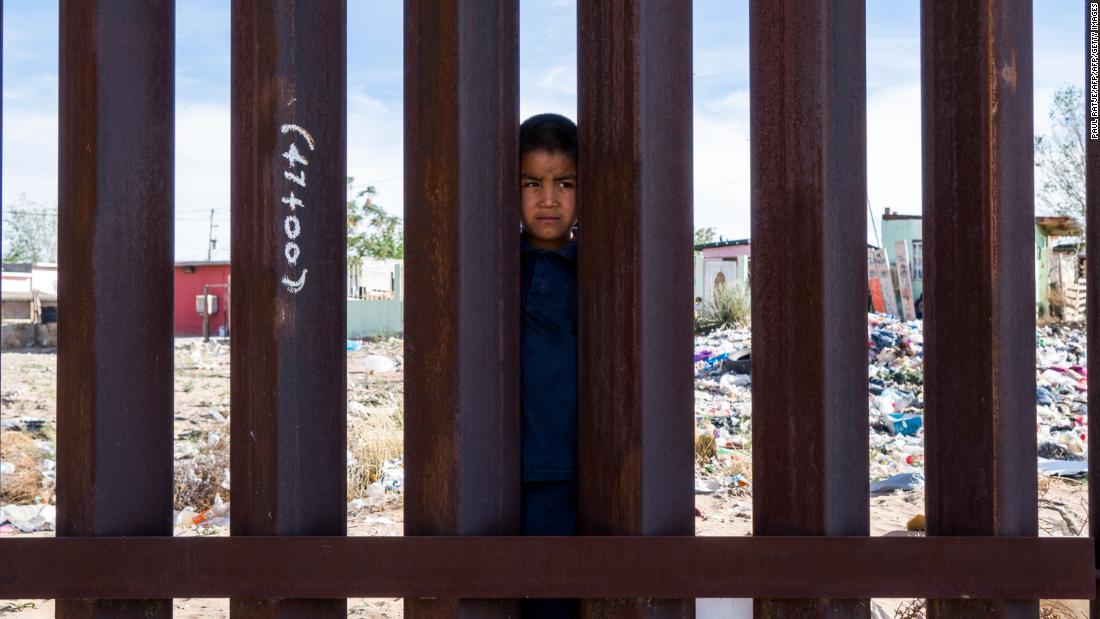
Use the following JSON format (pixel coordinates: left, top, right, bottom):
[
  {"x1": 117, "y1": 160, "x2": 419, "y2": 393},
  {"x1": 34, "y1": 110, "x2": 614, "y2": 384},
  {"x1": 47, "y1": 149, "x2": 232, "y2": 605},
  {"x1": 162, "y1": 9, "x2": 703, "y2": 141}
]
[
  {"x1": 347, "y1": 90, "x2": 404, "y2": 217},
  {"x1": 867, "y1": 82, "x2": 923, "y2": 239},
  {"x1": 1, "y1": 108, "x2": 58, "y2": 208},
  {"x1": 174, "y1": 103, "x2": 232, "y2": 260},
  {"x1": 693, "y1": 89, "x2": 751, "y2": 240}
]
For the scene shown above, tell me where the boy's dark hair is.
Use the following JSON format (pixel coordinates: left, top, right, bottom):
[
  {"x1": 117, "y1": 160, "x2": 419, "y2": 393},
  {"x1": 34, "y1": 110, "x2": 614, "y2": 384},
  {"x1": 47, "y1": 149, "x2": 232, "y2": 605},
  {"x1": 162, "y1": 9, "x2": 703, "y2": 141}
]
[{"x1": 520, "y1": 113, "x2": 577, "y2": 160}]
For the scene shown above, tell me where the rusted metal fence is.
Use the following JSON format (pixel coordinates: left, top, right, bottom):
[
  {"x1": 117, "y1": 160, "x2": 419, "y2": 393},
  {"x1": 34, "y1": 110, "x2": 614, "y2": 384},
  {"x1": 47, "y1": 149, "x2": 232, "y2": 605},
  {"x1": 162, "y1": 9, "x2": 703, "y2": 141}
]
[{"x1": 1, "y1": 1, "x2": 1098, "y2": 618}]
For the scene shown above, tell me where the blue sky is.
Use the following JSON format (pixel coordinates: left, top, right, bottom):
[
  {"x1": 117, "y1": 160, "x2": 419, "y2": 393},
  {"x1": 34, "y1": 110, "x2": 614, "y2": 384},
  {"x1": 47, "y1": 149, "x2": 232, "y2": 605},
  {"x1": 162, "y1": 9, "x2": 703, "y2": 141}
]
[{"x1": 2, "y1": 1, "x2": 1088, "y2": 260}]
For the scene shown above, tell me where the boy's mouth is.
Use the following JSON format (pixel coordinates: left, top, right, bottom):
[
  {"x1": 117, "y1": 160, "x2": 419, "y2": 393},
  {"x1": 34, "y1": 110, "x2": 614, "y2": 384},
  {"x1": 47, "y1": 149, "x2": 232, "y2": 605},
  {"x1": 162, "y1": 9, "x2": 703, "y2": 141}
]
[{"x1": 535, "y1": 216, "x2": 560, "y2": 223}]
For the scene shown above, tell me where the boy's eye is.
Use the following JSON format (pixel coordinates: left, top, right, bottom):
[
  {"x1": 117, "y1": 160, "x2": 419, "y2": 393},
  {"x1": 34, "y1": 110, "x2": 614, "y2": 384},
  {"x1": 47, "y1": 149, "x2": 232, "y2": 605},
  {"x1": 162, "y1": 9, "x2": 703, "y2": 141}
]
[{"x1": 558, "y1": 181, "x2": 574, "y2": 189}]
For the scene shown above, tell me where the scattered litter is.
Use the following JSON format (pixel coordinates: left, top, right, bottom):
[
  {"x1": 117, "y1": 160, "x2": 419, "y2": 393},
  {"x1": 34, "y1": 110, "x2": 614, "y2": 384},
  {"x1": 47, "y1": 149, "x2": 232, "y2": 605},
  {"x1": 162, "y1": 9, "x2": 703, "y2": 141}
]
[
  {"x1": 695, "y1": 479, "x2": 721, "y2": 494},
  {"x1": 693, "y1": 315, "x2": 1090, "y2": 494},
  {"x1": 1037, "y1": 457, "x2": 1088, "y2": 477},
  {"x1": 362, "y1": 355, "x2": 397, "y2": 374},
  {"x1": 870, "y1": 472, "x2": 924, "y2": 494},
  {"x1": 883, "y1": 412, "x2": 922, "y2": 437},
  {"x1": 0, "y1": 417, "x2": 48, "y2": 432},
  {"x1": 346, "y1": 339, "x2": 364, "y2": 352},
  {"x1": 0, "y1": 504, "x2": 56, "y2": 533}
]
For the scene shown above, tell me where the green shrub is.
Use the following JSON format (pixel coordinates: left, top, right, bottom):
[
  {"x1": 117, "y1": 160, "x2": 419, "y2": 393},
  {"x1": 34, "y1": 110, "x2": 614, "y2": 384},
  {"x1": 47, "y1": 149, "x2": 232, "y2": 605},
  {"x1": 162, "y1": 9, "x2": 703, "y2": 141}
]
[{"x1": 695, "y1": 284, "x2": 751, "y2": 333}]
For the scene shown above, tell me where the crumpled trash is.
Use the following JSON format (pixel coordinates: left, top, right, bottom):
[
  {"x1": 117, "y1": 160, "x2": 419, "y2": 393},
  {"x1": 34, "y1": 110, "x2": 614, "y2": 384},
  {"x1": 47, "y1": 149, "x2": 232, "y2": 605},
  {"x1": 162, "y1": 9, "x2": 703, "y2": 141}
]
[
  {"x1": 1037, "y1": 457, "x2": 1088, "y2": 477},
  {"x1": 176, "y1": 495, "x2": 230, "y2": 529},
  {"x1": 0, "y1": 417, "x2": 48, "y2": 432},
  {"x1": 346, "y1": 339, "x2": 364, "y2": 351},
  {"x1": 368, "y1": 458, "x2": 404, "y2": 494},
  {"x1": 870, "y1": 472, "x2": 924, "y2": 494},
  {"x1": 694, "y1": 478, "x2": 721, "y2": 494},
  {"x1": 362, "y1": 355, "x2": 397, "y2": 374},
  {"x1": 0, "y1": 504, "x2": 56, "y2": 532},
  {"x1": 883, "y1": 412, "x2": 923, "y2": 437}
]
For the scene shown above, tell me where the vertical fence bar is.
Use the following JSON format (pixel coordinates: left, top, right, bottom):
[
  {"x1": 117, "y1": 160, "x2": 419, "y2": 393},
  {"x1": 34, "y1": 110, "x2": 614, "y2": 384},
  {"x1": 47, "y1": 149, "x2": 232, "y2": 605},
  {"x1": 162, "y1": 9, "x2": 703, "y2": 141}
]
[
  {"x1": 922, "y1": 2, "x2": 1037, "y2": 617},
  {"x1": 576, "y1": 1, "x2": 694, "y2": 617},
  {"x1": 749, "y1": 2, "x2": 869, "y2": 617},
  {"x1": 403, "y1": 1, "x2": 521, "y2": 617},
  {"x1": 230, "y1": 1, "x2": 347, "y2": 617},
  {"x1": 1088, "y1": 0, "x2": 1100, "y2": 616},
  {"x1": 57, "y1": 2, "x2": 175, "y2": 617}
]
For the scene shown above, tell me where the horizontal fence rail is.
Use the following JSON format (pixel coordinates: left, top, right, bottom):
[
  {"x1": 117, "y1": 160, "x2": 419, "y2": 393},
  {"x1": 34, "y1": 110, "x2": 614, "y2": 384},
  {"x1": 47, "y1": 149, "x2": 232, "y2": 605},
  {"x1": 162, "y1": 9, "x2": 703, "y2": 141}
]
[
  {"x1": 1, "y1": 0, "x2": 1097, "y2": 614},
  {"x1": 0, "y1": 537, "x2": 1092, "y2": 600}
]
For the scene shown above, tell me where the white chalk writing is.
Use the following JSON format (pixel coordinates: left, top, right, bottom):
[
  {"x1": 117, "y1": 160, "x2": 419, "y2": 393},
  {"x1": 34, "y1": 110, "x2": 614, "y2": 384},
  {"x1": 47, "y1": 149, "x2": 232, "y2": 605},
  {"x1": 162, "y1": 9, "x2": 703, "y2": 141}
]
[{"x1": 279, "y1": 123, "x2": 317, "y2": 293}]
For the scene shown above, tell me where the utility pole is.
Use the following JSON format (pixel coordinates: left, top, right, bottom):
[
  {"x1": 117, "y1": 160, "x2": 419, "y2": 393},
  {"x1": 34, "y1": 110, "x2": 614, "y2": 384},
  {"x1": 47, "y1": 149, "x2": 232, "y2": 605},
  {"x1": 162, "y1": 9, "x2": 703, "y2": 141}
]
[{"x1": 207, "y1": 208, "x2": 217, "y2": 261}]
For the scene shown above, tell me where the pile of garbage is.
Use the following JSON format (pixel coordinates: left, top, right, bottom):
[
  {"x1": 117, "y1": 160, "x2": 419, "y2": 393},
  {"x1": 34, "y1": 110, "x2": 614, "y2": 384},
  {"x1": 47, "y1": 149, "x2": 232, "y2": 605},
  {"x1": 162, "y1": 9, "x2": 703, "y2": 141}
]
[
  {"x1": 694, "y1": 329, "x2": 754, "y2": 494},
  {"x1": 693, "y1": 314, "x2": 1090, "y2": 494}
]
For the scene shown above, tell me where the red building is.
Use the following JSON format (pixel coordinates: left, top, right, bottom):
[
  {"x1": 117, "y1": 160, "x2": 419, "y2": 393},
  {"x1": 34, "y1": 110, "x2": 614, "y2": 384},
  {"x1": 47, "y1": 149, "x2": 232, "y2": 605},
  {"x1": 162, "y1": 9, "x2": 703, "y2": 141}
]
[{"x1": 174, "y1": 261, "x2": 230, "y2": 337}]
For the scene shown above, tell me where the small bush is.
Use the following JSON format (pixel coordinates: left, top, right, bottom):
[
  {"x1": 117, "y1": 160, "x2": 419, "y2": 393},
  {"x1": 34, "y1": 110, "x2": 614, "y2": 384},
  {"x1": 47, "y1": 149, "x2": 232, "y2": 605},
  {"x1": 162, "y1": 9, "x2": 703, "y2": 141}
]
[
  {"x1": 0, "y1": 431, "x2": 51, "y2": 504},
  {"x1": 695, "y1": 284, "x2": 751, "y2": 333},
  {"x1": 174, "y1": 425, "x2": 230, "y2": 511},
  {"x1": 347, "y1": 411, "x2": 404, "y2": 500}
]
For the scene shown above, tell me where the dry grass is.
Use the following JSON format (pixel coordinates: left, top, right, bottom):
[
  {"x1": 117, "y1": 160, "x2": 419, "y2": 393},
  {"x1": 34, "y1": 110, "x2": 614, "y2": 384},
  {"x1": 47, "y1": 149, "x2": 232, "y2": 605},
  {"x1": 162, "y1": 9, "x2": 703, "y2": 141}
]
[
  {"x1": 1038, "y1": 475, "x2": 1088, "y2": 536},
  {"x1": 891, "y1": 599, "x2": 1084, "y2": 618},
  {"x1": 173, "y1": 424, "x2": 230, "y2": 511},
  {"x1": 894, "y1": 599, "x2": 924, "y2": 619},
  {"x1": 170, "y1": 409, "x2": 405, "y2": 509},
  {"x1": 695, "y1": 433, "x2": 717, "y2": 463},
  {"x1": 347, "y1": 411, "x2": 404, "y2": 500},
  {"x1": 1040, "y1": 601, "x2": 1086, "y2": 618},
  {"x1": 0, "y1": 430, "x2": 51, "y2": 504},
  {"x1": 720, "y1": 450, "x2": 751, "y2": 480}
]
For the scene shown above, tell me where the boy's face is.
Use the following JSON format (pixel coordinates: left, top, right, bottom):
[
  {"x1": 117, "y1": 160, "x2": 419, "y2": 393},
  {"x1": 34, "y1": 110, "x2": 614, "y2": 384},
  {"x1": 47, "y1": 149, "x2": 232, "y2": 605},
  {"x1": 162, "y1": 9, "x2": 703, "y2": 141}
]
[{"x1": 520, "y1": 149, "x2": 577, "y2": 249}]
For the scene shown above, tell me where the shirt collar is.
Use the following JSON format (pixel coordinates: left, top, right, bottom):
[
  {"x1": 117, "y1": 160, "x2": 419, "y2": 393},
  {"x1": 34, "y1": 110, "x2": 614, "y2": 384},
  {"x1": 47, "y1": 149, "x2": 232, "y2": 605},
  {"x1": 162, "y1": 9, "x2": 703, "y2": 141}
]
[{"x1": 521, "y1": 235, "x2": 577, "y2": 262}]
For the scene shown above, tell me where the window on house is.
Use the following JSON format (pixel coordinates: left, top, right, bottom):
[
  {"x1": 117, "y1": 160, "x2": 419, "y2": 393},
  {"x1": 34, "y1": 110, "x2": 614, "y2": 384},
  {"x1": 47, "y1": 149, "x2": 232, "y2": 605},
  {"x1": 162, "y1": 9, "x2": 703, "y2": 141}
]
[{"x1": 911, "y1": 240, "x2": 923, "y2": 280}]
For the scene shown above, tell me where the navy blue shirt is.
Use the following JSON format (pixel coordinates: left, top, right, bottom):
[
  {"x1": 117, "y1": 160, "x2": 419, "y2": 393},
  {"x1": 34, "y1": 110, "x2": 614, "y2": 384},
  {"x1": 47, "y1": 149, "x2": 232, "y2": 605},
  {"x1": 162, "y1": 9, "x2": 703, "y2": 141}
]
[{"x1": 521, "y1": 236, "x2": 578, "y2": 481}]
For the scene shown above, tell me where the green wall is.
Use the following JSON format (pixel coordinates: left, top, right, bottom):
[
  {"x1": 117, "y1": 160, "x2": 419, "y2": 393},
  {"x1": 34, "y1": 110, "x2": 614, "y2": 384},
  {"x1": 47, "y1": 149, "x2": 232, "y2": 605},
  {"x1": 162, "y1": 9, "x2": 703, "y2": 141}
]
[
  {"x1": 348, "y1": 298, "x2": 403, "y2": 338},
  {"x1": 880, "y1": 218, "x2": 924, "y2": 303},
  {"x1": 1035, "y1": 223, "x2": 1050, "y2": 317},
  {"x1": 882, "y1": 217, "x2": 1052, "y2": 317}
]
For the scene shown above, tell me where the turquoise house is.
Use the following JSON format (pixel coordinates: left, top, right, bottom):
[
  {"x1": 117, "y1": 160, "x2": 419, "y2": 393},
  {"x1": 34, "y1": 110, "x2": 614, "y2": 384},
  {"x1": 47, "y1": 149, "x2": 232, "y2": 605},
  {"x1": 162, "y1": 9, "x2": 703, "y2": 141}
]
[{"x1": 879, "y1": 209, "x2": 1081, "y2": 318}]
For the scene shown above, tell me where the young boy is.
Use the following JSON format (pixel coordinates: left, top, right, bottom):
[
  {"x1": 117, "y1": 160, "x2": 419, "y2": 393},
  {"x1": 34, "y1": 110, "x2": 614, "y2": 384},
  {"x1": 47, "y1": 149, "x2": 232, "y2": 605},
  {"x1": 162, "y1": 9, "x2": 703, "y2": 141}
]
[{"x1": 518, "y1": 113, "x2": 579, "y2": 618}]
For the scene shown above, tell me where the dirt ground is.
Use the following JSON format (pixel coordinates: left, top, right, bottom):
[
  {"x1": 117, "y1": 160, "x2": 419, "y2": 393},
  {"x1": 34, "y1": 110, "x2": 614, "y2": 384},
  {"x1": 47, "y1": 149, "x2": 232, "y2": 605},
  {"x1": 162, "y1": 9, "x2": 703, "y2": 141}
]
[{"x1": 0, "y1": 343, "x2": 1091, "y2": 618}]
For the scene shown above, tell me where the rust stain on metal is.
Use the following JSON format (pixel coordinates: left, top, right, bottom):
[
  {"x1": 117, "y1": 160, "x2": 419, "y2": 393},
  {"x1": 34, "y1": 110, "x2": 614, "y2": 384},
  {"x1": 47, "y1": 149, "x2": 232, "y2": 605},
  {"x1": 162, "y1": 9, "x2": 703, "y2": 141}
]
[
  {"x1": 1000, "y1": 49, "x2": 1018, "y2": 93},
  {"x1": 0, "y1": 536, "x2": 1093, "y2": 600},
  {"x1": 577, "y1": 1, "x2": 694, "y2": 616},
  {"x1": 230, "y1": 0, "x2": 348, "y2": 616},
  {"x1": 749, "y1": 0, "x2": 869, "y2": 615},
  {"x1": 922, "y1": 1, "x2": 1037, "y2": 616},
  {"x1": 403, "y1": 1, "x2": 520, "y2": 617},
  {"x1": 57, "y1": 2, "x2": 176, "y2": 617}
]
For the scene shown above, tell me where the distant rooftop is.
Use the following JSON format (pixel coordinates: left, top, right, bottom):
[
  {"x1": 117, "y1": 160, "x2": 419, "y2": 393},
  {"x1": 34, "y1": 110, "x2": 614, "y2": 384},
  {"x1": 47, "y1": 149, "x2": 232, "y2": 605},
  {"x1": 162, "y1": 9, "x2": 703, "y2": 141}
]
[{"x1": 693, "y1": 238, "x2": 750, "y2": 251}]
